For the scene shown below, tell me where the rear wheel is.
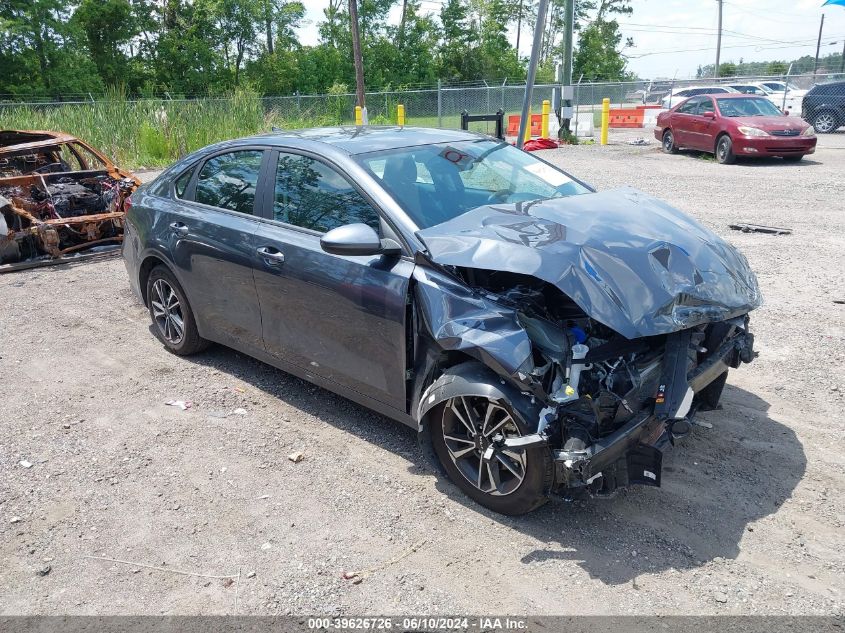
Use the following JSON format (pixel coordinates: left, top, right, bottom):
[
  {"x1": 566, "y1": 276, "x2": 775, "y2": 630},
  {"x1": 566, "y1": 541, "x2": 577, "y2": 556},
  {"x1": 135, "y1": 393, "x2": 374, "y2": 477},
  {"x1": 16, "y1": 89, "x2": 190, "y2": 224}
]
[
  {"x1": 662, "y1": 129, "x2": 678, "y2": 154},
  {"x1": 716, "y1": 135, "x2": 736, "y2": 164},
  {"x1": 430, "y1": 395, "x2": 551, "y2": 515},
  {"x1": 146, "y1": 265, "x2": 209, "y2": 356},
  {"x1": 812, "y1": 111, "x2": 839, "y2": 134}
]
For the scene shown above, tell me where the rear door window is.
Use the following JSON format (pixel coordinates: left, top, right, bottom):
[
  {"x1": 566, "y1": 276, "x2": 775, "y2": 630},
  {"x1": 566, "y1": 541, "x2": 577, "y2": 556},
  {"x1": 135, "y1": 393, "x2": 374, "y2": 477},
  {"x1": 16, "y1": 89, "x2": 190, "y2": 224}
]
[{"x1": 194, "y1": 150, "x2": 264, "y2": 215}]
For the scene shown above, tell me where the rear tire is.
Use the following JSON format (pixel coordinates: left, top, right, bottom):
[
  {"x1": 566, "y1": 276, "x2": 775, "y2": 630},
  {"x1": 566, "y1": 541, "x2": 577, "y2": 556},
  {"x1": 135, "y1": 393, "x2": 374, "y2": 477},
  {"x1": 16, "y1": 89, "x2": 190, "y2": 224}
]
[
  {"x1": 146, "y1": 265, "x2": 209, "y2": 356},
  {"x1": 430, "y1": 394, "x2": 551, "y2": 515},
  {"x1": 662, "y1": 129, "x2": 678, "y2": 154},
  {"x1": 716, "y1": 135, "x2": 736, "y2": 164}
]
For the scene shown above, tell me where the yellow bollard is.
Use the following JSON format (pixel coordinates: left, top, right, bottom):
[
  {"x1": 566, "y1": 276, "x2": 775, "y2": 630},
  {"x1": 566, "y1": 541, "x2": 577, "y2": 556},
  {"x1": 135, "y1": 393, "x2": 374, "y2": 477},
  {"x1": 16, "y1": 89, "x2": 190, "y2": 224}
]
[
  {"x1": 523, "y1": 109, "x2": 532, "y2": 144},
  {"x1": 541, "y1": 100, "x2": 550, "y2": 138},
  {"x1": 397, "y1": 103, "x2": 405, "y2": 127},
  {"x1": 355, "y1": 105, "x2": 363, "y2": 126},
  {"x1": 600, "y1": 98, "x2": 610, "y2": 145}
]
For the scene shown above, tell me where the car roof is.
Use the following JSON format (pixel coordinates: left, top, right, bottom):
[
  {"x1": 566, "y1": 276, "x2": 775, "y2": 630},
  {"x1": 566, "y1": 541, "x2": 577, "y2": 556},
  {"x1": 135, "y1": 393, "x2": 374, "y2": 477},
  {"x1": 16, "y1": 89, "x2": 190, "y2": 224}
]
[
  {"x1": 251, "y1": 126, "x2": 481, "y2": 155},
  {"x1": 710, "y1": 93, "x2": 771, "y2": 100},
  {"x1": 0, "y1": 129, "x2": 79, "y2": 153}
]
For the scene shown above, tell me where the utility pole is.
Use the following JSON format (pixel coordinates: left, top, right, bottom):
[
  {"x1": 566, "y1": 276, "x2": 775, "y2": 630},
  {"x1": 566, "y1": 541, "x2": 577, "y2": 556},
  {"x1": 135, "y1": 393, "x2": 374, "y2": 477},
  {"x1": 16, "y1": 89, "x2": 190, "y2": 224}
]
[
  {"x1": 517, "y1": 0, "x2": 549, "y2": 149},
  {"x1": 715, "y1": 0, "x2": 723, "y2": 78},
  {"x1": 349, "y1": 0, "x2": 367, "y2": 123},
  {"x1": 840, "y1": 38, "x2": 844, "y2": 74},
  {"x1": 561, "y1": 0, "x2": 575, "y2": 136},
  {"x1": 814, "y1": 13, "x2": 825, "y2": 78},
  {"x1": 516, "y1": 0, "x2": 523, "y2": 53}
]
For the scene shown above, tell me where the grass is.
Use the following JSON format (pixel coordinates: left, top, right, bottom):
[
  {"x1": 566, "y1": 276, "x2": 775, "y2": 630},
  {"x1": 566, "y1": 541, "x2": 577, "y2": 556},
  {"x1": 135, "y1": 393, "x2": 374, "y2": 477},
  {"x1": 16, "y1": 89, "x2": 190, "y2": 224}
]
[
  {"x1": 0, "y1": 91, "x2": 599, "y2": 170},
  {"x1": 0, "y1": 90, "x2": 355, "y2": 170}
]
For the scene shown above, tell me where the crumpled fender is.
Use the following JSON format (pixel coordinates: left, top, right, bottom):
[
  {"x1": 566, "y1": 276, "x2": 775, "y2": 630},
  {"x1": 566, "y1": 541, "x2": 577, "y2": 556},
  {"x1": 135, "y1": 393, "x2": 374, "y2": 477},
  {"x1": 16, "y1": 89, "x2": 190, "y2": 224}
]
[{"x1": 412, "y1": 264, "x2": 534, "y2": 381}]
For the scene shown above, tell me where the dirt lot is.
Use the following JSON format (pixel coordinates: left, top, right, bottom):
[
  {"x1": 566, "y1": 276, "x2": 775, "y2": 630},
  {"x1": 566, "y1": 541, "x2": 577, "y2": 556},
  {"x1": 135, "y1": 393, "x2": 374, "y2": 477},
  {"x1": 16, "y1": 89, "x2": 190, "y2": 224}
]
[{"x1": 1, "y1": 130, "x2": 843, "y2": 616}]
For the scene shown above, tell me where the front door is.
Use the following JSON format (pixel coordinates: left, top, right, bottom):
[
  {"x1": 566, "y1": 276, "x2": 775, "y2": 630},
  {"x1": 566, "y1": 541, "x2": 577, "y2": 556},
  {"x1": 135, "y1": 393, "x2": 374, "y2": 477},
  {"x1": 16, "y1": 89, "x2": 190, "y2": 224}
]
[
  {"x1": 252, "y1": 150, "x2": 414, "y2": 411},
  {"x1": 167, "y1": 148, "x2": 269, "y2": 350},
  {"x1": 687, "y1": 96, "x2": 718, "y2": 151},
  {"x1": 671, "y1": 96, "x2": 705, "y2": 146}
]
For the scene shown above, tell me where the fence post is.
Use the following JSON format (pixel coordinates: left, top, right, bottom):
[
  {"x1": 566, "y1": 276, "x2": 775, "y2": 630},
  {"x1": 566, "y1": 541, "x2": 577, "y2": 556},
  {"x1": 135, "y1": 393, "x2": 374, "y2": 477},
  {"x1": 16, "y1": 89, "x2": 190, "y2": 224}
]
[{"x1": 437, "y1": 79, "x2": 442, "y2": 128}]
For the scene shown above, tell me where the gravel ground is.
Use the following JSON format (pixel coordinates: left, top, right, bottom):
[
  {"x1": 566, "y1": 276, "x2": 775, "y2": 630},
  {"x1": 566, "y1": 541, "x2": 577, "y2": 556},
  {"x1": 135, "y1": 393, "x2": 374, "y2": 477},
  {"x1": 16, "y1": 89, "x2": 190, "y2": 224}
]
[{"x1": 1, "y1": 130, "x2": 843, "y2": 616}]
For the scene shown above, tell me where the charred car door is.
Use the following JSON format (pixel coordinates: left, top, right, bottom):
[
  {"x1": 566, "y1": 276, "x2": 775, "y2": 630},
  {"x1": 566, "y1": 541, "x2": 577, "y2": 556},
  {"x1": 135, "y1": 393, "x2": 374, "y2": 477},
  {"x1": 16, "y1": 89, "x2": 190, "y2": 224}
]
[
  {"x1": 166, "y1": 147, "x2": 269, "y2": 350},
  {"x1": 252, "y1": 149, "x2": 414, "y2": 413}
]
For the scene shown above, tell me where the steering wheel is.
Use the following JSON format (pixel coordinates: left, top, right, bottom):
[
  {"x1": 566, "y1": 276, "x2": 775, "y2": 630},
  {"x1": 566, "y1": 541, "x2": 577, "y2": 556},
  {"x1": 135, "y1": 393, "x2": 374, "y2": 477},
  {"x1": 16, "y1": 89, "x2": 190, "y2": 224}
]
[
  {"x1": 32, "y1": 162, "x2": 65, "y2": 174},
  {"x1": 487, "y1": 189, "x2": 513, "y2": 204}
]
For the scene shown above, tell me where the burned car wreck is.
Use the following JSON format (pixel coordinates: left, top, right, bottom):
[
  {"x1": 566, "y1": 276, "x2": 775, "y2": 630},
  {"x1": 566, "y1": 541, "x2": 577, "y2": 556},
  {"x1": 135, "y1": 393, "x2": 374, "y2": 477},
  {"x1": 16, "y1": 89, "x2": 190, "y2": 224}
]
[
  {"x1": 0, "y1": 130, "x2": 138, "y2": 269},
  {"x1": 123, "y1": 128, "x2": 760, "y2": 515}
]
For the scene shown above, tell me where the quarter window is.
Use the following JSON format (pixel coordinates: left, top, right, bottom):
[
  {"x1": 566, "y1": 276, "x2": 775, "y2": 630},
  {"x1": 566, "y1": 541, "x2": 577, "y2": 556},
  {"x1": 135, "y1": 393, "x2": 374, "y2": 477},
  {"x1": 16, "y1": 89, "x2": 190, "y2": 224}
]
[
  {"x1": 273, "y1": 152, "x2": 380, "y2": 233},
  {"x1": 174, "y1": 168, "x2": 193, "y2": 198},
  {"x1": 194, "y1": 150, "x2": 263, "y2": 215}
]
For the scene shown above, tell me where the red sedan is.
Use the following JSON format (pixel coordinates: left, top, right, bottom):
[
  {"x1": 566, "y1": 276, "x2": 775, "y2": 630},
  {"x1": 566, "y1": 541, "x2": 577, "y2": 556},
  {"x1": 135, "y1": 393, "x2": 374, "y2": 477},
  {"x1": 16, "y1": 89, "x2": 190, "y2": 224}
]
[{"x1": 654, "y1": 94, "x2": 817, "y2": 164}]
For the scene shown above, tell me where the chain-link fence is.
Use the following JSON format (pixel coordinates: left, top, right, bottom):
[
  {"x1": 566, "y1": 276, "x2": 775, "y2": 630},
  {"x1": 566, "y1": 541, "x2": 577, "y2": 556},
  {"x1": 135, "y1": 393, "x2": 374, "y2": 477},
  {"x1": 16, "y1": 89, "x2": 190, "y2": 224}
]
[{"x1": 2, "y1": 72, "x2": 844, "y2": 141}]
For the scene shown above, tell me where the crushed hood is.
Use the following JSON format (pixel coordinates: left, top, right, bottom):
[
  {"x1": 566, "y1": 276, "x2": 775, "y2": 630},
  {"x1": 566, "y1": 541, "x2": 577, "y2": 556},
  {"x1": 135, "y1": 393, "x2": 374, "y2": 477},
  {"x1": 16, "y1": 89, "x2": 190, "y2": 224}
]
[{"x1": 416, "y1": 187, "x2": 761, "y2": 339}]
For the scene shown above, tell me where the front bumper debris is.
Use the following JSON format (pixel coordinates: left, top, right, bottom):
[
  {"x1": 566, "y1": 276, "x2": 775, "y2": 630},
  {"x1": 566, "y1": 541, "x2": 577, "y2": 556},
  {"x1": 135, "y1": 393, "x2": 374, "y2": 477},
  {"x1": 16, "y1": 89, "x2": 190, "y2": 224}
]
[{"x1": 550, "y1": 325, "x2": 756, "y2": 494}]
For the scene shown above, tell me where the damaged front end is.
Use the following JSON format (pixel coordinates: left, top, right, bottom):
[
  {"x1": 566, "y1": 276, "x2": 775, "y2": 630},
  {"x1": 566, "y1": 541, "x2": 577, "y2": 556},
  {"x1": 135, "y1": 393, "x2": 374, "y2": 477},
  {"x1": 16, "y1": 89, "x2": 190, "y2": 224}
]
[
  {"x1": 414, "y1": 188, "x2": 761, "y2": 497},
  {"x1": 0, "y1": 130, "x2": 139, "y2": 270}
]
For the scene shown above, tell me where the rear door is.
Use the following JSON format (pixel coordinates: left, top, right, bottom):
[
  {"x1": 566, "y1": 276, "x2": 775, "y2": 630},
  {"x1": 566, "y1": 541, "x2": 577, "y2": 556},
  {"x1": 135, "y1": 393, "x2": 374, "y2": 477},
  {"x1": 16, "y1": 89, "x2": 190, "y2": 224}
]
[
  {"x1": 166, "y1": 147, "x2": 269, "y2": 350},
  {"x1": 251, "y1": 149, "x2": 414, "y2": 412}
]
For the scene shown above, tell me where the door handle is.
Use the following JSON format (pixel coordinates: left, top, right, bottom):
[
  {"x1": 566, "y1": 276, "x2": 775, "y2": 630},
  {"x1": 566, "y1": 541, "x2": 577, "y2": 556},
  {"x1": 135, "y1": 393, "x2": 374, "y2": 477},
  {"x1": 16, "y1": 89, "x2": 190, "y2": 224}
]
[
  {"x1": 169, "y1": 222, "x2": 189, "y2": 237},
  {"x1": 257, "y1": 246, "x2": 285, "y2": 266}
]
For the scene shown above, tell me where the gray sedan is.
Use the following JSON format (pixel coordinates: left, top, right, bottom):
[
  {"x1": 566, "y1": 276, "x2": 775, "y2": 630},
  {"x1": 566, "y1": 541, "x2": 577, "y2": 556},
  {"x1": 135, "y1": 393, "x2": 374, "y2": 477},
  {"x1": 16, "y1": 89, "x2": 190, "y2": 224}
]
[{"x1": 123, "y1": 126, "x2": 759, "y2": 515}]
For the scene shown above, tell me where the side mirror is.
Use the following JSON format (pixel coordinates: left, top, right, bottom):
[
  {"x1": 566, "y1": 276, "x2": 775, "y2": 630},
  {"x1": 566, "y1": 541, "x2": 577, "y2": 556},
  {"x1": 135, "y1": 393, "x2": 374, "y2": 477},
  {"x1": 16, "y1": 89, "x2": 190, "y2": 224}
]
[
  {"x1": 702, "y1": 110, "x2": 716, "y2": 119},
  {"x1": 320, "y1": 223, "x2": 401, "y2": 257}
]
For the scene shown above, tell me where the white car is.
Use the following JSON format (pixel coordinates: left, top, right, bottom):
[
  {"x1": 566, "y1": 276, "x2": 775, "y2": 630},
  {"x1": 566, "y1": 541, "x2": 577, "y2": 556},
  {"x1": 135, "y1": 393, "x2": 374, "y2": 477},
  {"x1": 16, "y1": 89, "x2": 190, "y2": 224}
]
[
  {"x1": 661, "y1": 85, "x2": 738, "y2": 109},
  {"x1": 752, "y1": 81, "x2": 807, "y2": 115}
]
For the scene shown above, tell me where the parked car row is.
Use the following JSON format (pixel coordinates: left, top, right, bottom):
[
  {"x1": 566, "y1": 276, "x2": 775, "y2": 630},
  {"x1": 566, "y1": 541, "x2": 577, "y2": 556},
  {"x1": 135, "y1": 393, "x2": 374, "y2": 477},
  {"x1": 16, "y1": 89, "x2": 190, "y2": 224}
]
[{"x1": 657, "y1": 80, "x2": 845, "y2": 135}]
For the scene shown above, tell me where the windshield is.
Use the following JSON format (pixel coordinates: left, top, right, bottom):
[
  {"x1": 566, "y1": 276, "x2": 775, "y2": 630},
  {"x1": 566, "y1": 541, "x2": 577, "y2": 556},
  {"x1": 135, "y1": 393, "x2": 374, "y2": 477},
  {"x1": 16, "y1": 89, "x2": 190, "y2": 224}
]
[
  {"x1": 716, "y1": 97, "x2": 783, "y2": 117},
  {"x1": 357, "y1": 139, "x2": 590, "y2": 229}
]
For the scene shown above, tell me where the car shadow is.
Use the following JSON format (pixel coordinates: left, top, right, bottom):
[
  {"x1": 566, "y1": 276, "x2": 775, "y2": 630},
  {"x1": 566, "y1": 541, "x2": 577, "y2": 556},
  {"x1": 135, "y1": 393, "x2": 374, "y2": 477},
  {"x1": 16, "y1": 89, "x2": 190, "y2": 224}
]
[
  {"x1": 673, "y1": 149, "x2": 822, "y2": 166},
  {"x1": 183, "y1": 345, "x2": 805, "y2": 587}
]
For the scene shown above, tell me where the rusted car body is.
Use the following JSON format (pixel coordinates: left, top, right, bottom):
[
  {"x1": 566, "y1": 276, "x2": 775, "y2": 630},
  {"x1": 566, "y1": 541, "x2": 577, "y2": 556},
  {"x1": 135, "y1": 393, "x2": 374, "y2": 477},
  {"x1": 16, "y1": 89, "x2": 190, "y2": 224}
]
[{"x1": 0, "y1": 130, "x2": 139, "y2": 269}]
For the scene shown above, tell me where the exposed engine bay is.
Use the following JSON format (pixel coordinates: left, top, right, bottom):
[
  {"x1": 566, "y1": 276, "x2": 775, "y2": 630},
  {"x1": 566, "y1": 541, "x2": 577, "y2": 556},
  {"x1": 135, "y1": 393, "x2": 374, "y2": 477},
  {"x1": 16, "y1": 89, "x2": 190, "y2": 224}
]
[
  {"x1": 0, "y1": 130, "x2": 138, "y2": 270},
  {"x1": 416, "y1": 260, "x2": 756, "y2": 498}
]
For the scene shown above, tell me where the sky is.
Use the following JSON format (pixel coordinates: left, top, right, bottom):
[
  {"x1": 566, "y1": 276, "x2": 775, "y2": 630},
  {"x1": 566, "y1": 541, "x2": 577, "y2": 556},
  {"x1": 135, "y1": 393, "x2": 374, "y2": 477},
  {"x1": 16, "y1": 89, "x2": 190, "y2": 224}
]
[{"x1": 296, "y1": 0, "x2": 845, "y2": 79}]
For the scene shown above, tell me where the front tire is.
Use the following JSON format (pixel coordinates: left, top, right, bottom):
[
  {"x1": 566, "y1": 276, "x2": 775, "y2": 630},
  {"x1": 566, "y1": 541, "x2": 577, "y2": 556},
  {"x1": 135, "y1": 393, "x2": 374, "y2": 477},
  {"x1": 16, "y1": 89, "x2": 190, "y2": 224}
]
[
  {"x1": 662, "y1": 129, "x2": 678, "y2": 154},
  {"x1": 146, "y1": 265, "x2": 209, "y2": 356},
  {"x1": 716, "y1": 135, "x2": 736, "y2": 164},
  {"x1": 430, "y1": 394, "x2": 551, "y2": 515}
]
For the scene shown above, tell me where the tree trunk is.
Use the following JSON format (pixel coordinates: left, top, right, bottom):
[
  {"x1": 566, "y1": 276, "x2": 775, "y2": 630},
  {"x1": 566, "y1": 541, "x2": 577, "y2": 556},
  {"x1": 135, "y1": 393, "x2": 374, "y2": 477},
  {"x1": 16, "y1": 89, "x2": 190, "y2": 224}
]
[
  {"x1": 398, "y1": 0, "x2": 408, "y2": 49},
  {"x1": 265, "y1": 0, "x2": 274, "y2": 54}
]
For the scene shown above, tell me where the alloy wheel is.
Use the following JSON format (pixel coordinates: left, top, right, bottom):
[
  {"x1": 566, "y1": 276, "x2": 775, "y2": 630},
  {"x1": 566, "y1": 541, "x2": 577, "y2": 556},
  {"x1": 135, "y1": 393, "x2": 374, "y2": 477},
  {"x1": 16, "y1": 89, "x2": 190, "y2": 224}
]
[
  {"x1": 663, "y1": 130, "x2": 674, "y2": 152},
  {"x1": 441, "y1": 396, "x2": 526, "y2": 496},
  {"x1": 814, "y1": 113, "x2": 837, "y2": 134},
  {"x1": 150, "y1": 278, "x2": 185, "y2": 344}
]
